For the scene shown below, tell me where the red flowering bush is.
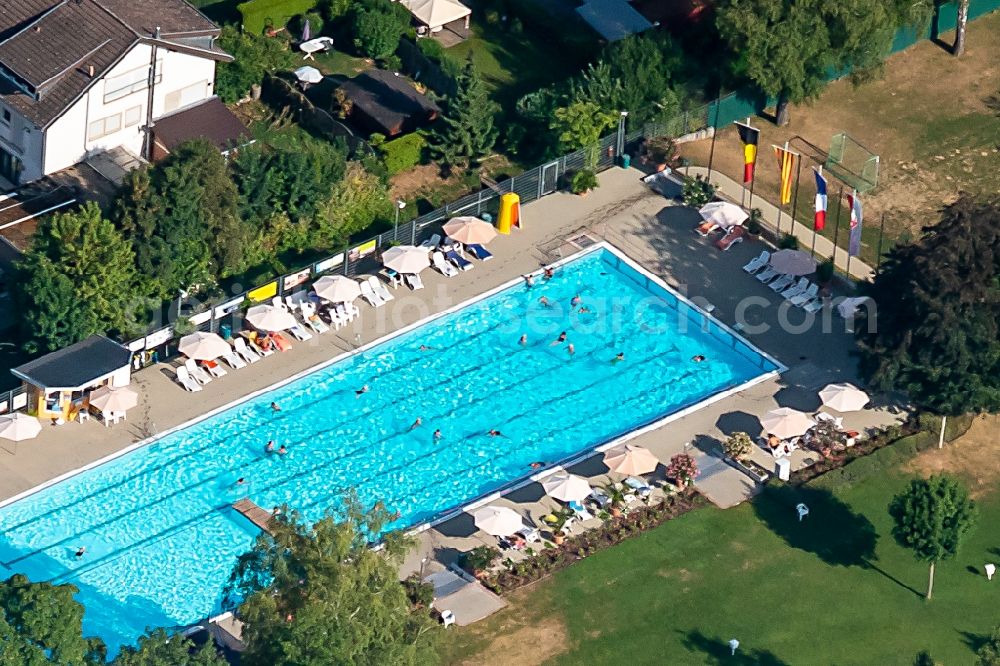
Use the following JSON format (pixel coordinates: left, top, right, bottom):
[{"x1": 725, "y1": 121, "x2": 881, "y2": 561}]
[{"x1": 666, "y1": 453, "x2": 698, "y2": 488}]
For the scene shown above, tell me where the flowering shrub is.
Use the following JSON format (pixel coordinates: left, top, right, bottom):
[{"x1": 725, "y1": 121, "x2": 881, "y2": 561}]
[{"x1": 666, "y1": 453, "x2": 698, "y2": 488}]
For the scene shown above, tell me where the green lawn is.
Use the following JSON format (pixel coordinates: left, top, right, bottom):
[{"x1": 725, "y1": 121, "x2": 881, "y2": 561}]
[{"x1": 443, "y1": 474, "x2": 1000, "y2": 664}]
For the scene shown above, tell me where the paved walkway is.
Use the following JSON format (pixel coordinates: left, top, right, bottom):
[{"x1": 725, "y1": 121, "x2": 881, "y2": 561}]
[{"x1": 688, "y1": 166, "x2": 876, "y2": 281}]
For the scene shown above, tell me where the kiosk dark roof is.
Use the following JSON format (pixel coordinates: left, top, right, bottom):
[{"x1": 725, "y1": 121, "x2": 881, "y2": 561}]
[{"x1": 12, "y1": 335, "x2": 132, "y2": 390}]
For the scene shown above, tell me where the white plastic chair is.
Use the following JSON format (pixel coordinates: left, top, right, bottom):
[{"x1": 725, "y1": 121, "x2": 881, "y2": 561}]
[{"x1": 440, "y1": 610, "x2": 455, "y2": 628}]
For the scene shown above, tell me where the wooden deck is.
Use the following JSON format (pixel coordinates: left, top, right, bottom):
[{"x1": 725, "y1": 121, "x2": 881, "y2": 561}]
[{"x1": 232, "y1": 499, "x2": 274, "y2": 534}]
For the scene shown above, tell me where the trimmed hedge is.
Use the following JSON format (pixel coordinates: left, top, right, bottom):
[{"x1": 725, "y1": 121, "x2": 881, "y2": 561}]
[
  {"x1": 238, "y1": 0, "x2": 317, "y2": 35},
  {"x1": 379, "y1": 132, "x2": 427, "y2": 176},
  {"x1": 807, "y1": 414, "x2": 975, "y2": 490}
]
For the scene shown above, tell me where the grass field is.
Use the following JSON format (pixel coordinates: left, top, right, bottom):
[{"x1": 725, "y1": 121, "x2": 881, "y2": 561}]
[
  {"x1": 443, "y1": 419, "x2": 1000, "y2": 665},
  {"x1": 680, "y1": 10, "x2": 1000, "y2": 266}
]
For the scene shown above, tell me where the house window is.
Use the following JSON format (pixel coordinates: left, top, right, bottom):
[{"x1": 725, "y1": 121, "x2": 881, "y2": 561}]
[
  {"x1": 163, "y1": 81, "x2": 208, "y2": 113},
  {"x1": 103, "y1": 60, "x2": 162, "y2": 103},
  {"x1": 87, "y1": 112, "x2": 122, "y2": 141},
  {"x1": 124, "y1": 105, "x2": 142, "y2": 127},
  {"x1": 0, "y1": 109, "x2": 10, "y2": 125}
]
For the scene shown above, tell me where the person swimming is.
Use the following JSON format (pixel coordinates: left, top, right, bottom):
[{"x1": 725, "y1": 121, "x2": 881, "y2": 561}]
[
  {"x1": 550, "y1": 331, "x2": 567, "y2": 346},
  {"x1": 270, "y1": 402, "x2": 281, "y2": 412},
  {"x1": 355, "y1": 384, "x2": 370, "y2": 397},
  {"x1": 571, "y1": 295, "x2": 581, "y2": 307},
  {"x1": 567, "y1": 343, "x2": 575, "y2": 357},
  {"x1": 75, "y1": 546, "x2": 86, "y2": 559},
  {"x1": 539, "y1": 296, "x2": 552, "y2": 308},
  {"x1": 692, "y1": 355, "x2": 706, "y2": 363},
  {"x1": 578, "y1": 306, "x2": 591, "y2": 313},
  {"x1": 265, "y1": 440, "x2": 275, "y2": 454},
  {"x1": 277, "y1": 445, "x2": 288, "y2": 455},
  {"x1": 236, "y1": 477, "x2": 247, "y2": 487},
  {"x1": 543, "y1": 266, "x2": 555, "y2": 280},
  {"x1": 419, "y1": 345, "x2": 433, "y2": 352},
  {"x1": 488, "y1": 429, "x2": 504, "y2": 437},
  {"x1": 611, "y1": 352, "x2": 625, "y2": 364},
  {"x1": 524, "y1": 274, "x2": 535, "y2": 287},
  {"x1": 518, "y1": 334, "x2": 528, "y2": 346},
  {"x1": 433, "y1": 429, "x2": 442, "y2": 441},
  {"x1": 410, "y1": 417, "x2": 422, "y2": 431},
  {"x1": 529, "y1": 461, "x2": 549, "y2": 469}
]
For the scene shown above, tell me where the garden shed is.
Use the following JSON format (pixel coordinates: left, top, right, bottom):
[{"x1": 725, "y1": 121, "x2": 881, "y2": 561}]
[{"x1": 334, "y1": 70, "x2": 440, "y2": 137}]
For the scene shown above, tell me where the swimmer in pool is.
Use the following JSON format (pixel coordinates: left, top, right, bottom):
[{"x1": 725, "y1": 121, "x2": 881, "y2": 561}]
[
  {"x1": 571, "y1": 295, "x2": 581, "y2": 307},
  {"x1": 75, "y1": 546, "x2": 86, "y2": 559},
  {"x1": 419, "y1": 345, "x2": 433, "y2": 352},
  {"x1": 524, "y1": 274, "x2": 535, "y2": 287},
  {"x1": 543, "y1": 266, "x2": 555, "y2": 280},
  {"x1": 529, "y1": 461, "x2": 549, "y2": 469},
  {"x1": 692, "y1": 355, "x2": 706, "y2": 363},
  {"x1": 265, "y1": 440, "x2": 275, "y2": 454},
  {"x1": 277, "y1": 445, "x2": 288, "y2": 455},
  {"x1": 611, "y1": 352, "x2": 625, "y2": 365},
  {"x1": 236, "y1": 477, "x2": 247, "y2": 487},
  {"x1": 488, "y1": 429, "x2": 504, "y2": 437},
  {"x1": 539, "y1": 296, "x2": 551, "y2": 308},
  {"x1": 567, "y1": 343, "x2": 575, "y2": 357},
  {"x1": 578, "y1": 306, "x2": 591, "y2": 313},
  {"x1": 270, "y1": 402, "x2": 281, "y2": 412},
  {"x1": 519, "y1": 334, "x2": 528, "y2": 346},
  {"x1": 433, "y1": 429, "x2": 442, "y2": 441},
  {"x1": 550, "y1": 331, "x2": 567, "y2": 346},
  {"x1": 355, "y1": 384, "x2": 370, "y2": 397},
  {"x1": 410, "y1": 417, "x2": 423, "y2": 431}
]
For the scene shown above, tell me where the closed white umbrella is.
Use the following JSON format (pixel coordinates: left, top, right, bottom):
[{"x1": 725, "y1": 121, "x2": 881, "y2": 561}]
[
  {"x1": 769, "y1": 249, "x2": 818, "y2": 276},
  {"x1": 819, "y1": 383, "x2": 870, "y2": 412},
  {"x1": 293, "y1": 66, "x2": 322, "y2": 84},
  {"x1": 471, "y1": 505, "x2": 524, "y2": 536},
  {"x1": 698, "y1": 201, "x2": 748, "y2": 229},
  {"x1": 314, "y1": 275, "x2": 361, "y2": 303},
  {"x1": 0, "y1": 413, "x2": 41, "y2": 441},
  {"x1": 603, "y1": 444, "x2": 659, "y2": 476},
  {"x1": 178, "y1": 332, "x2": 231, "y2": 360},
  {"x1": 442, "y1": 216, "x2": 497, "y2": 245},
  {"x1": 88, "y1": 386, "x2": 139, "y2": 414},
  {"x1": 761, "y1": 407, "x2": 815, "y2": 439},
  {"x1": 382, "y1": 245, "x2": 431, "y2": 274},
  {"x1": 246, "y1": 304, "x2": 298, "y2": 332},
  {"x1": 541, "y1": 471, "x2": 592, "y2": 502}
]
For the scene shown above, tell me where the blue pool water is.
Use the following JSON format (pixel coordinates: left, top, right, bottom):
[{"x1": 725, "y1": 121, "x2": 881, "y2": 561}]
[{"x1": 0, "y1": 246, "x2": 776, "y2": 651}]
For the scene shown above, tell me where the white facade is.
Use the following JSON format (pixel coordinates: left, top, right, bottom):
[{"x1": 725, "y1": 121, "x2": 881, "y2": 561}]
[{"x1": 0, "y1": 43, "x2": 217, "y2": 184}]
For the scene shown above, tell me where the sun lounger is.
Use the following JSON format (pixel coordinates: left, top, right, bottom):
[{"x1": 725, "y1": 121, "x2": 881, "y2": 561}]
[
  {"x1": 271, "y1": 332, "x2": 293, "y2": 351},
  {"x1": 233, "y1": 337, "x2": 262, "y2": 363},
  {"x1": 755, "y1": 266, "x2": 779, "y2": 283},
  {"x1": 404, "y1": 273, "x2": 424, "y2": 290},
  {"x1": 742, "y1": 250, "x2": 770, "y2": 274},
  {"x1": 515, "y1": 526, "x2": 540, "y2": 543},
  {"x1": 445, "y1": 249, "x2": 473, "y2": 271},
  {"x1": 781, "y1": 277, "x2": 810, "y2": 300},
  {"x1": 245, "y1": 332, "x2": 274, "y2": 357},
  {"x1": 420, "y1": 233, "x2": 441, "y2": 250},
  {"x1": 359, "y1": 280, "x2": 386, "y2": 307},
  {"x1": 695, "y1": 221, "x2": 720, "y2": 237},
  {"x1": 715, "y1": 225, "x2": 745, "y2": 251},
  {"x1": 432, "y1": 251, "x2": 458, "y2": 277},
  {"x1": 768, "y1": 274, "x2": 794, "y2": 292},
  {"x1": 803, "y1": 298, "x2": 824, "y2": 313},
  {"x1": 367, "y1": 276, "x2": 395, "y2": 302},
  {"x1": 184, "y1": 359, "x2": 213, "y2": 385},
  {"x1": 222, "y1": 350, "x2": 247, "y2": 369},
  {"x1": 175, "y1": 366, "x2": 203, "y2": 392},
  {"x1": 271, "y1": 296, "x2": 290, "y2": 311},
  {"x1": 814, "y1": 411, "x2": 844, "y2": 428},
  {"x1": 586, "y1": 488, "x2": 611, "y2": 509},
  {"x1": 624, "y1": 476, "x2": 653, "y2": 497},
  {"x1": 466, "y1": 243, "x2": 493, "y2": 260},
  {"x1": 379, "y1": 268, "x2": 401, "y2": 289},
  {"x1": 288, "y1": 324, "x2": 313, "y2": 341},
  {"x1": 567, "y1": 500, "x2": 594, "y2": 521},
  {"x1": 301, "y1": 310, "x2": 330, "y2": 334},
  {"x1": 202, "y1": 359, "x2": 228, "y2": 378},
  {"x1": 790, "y1": 284, "x2": 820, "y2": 307}
]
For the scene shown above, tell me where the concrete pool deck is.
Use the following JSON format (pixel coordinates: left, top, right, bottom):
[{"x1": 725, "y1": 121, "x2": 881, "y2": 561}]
[{"x1": 0, "y1": 167, "x2": 904, "y2": 574}]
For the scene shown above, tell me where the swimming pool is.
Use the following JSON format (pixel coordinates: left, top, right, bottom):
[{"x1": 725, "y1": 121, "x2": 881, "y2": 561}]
[{"x1": 0, "y1": 244, "x2": 779, "y2": 651}]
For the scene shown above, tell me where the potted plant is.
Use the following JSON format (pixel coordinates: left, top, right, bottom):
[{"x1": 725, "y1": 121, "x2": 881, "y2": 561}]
[
  {"x1": 602, "y1": 483, "x2": 628, "y2": 517},
  {"x1": 723, "y1": 431, "x2": 754, "y2": 461},
  {"x1": 459, "y1": 545, "x2": 500, "y2": 579},
  {"x1": 745, "y1": 208, "x2": 764, "y2": 238},
  {"x1": 779, "y1": 233, "x2": 799, "y2": 249},
  {"x1": 666, "y1": 453, "x2": 698, "y2": 489},
  {"x1": 543, "y1": 509, "x2": 575, "y2": 545},
  {"x1": 682, "y1": 175, "x2": 716, "y2": 207},
  {"x1": 570, "y1": 169, "x2": 598, "y2": 196},
  {"x1": 816, "y1": 258, "x2": 835, "y2": 286}
]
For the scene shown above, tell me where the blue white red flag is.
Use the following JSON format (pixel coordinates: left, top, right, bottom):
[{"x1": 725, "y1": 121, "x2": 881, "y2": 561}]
[
  {"x1": 813, "y1": 168, "x2": 827, "y2": 231},
  {"x1": 848, "y1": 191, "x2": 863, "y2": 257}
]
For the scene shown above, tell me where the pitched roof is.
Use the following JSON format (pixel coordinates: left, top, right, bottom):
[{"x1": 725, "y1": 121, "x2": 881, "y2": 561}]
[
  {"x1": 12, "y1": 335, "x2": 132, "y2": 389},
  {"x1": 0, "y1": 0, "x2": 224, "y2": 129},
  {"x1": 153, "y1": 97, "x2": 249, "y2": 154}
]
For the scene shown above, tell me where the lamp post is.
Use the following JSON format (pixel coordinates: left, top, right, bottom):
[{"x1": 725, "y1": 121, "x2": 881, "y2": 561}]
[
  {"x1": 394, "y1": 199, "x2": 406, "y2": 240},
  {"x1": 616, "y1": 111, "x2": 628, "y2": 164}
]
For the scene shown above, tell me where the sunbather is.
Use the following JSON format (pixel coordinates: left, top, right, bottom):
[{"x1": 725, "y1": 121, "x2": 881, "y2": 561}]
[{"x1": 260, "y1": 336, "x2": 274, "y2": 352}]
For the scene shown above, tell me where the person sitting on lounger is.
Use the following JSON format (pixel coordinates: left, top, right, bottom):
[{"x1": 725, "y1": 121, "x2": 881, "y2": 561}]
[
  {"x1": 355, "y1": 385, "x2": 370, "y2": 398},
  {"x1": 611, "y1": 352, "x2": 625, "y2": 365},
  {"x1": 410, "y1": 417, "x2": 422, "y2": 431},
  {"x1": 767, "y1": 434, "x2": 781, "y2": 450},
  {"x1": 260, "y1": 336, "x2": 274, "y2": 352},
  {"x1": 551, "y1": 331, "x2": 567, "y2": 345}
]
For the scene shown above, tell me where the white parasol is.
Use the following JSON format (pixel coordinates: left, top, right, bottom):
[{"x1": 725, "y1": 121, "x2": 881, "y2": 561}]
[
  {"x1": 88, "y1": 386, "x2": 139, "y2": 414},
  {"x1": 0, "y1": 413, "x2": 42, "y2": 441},
  {"x1": 177, "y1": 332, "x2": 231, "y2": 360},
  {"x1": 293, "y1": 66, "x2": 322, "y2": 84},
  {"x1": 245, "y1": 304, "x2": 298, "y2": 332},
  {"x1": 541, "y1": 471, "x2": 593, "y2": 502},
  {"x1": 761, "y1": 407, "x2": 815, "y2": 439},
  {"x1": 313, "y1": 275, "x2": 362, "y2": 303},
  {"x1": 818, "y1": 383, "x2": 870, "y2": 412},
  {"x1": 382, "y1": 245, "x2": 431, "y2": 274},
  {"x1": 603, "y1": 444, "x2": 659, "y2": 476},
  {"x1": 442, "y1": 216, "x2": 498, "y2": 245},
  {"x1": 471, "y1": 505, "x2": 524, "y2": 536}
]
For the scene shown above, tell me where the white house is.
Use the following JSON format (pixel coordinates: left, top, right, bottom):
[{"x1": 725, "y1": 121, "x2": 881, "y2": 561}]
[{"x1": 0, "y1": 0, "x2": 235, "y2": 186}]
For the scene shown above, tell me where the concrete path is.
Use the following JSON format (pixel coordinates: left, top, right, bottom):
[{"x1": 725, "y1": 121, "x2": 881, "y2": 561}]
[{"x1": 688, "y1": 166, "x2": 876, "y2": 281}]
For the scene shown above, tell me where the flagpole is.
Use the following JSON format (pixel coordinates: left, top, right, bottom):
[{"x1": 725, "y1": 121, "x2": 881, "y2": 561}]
[
  {"x1": 706, "y1": 91, "x2": 722, "y2": 180},
  {"x1": 790, "y1": 150, "x2": 802, "y2": 237},
  {"x1": 810, "y1": 167, "x2": 820, "y2": 257},
  {"x1": 745, "y1": 117, "x2": 755, "y2": 211},
  {"x1": 875, "y1": 212, "x2": 886, "y2": 275},
  {"x1": 832, "y1": 185, "x2": 844, "y2": 267}
]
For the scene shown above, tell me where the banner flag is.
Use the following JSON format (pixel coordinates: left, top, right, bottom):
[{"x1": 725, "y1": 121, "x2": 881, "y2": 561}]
[
  {"x1": 814, "y1": 167, "x2": 828, "y2": 231},
  {"x1": 734, "y1": 121, "x2": 759, "y2": 184},
  {"x1": 848, "y1": 190, "x2": 863, "y2": 257},
  {"x1": 773, "y1": 144, "x2": 798, "y2": 205}
]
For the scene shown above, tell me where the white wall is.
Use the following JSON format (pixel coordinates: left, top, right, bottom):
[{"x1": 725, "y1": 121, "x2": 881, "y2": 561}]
[
  {"x1": 0, "y1": 104, "x2": 45, "y2": 184},
  {"x1": 42, "y1": 43, "x2": 218, "y2": 176}
]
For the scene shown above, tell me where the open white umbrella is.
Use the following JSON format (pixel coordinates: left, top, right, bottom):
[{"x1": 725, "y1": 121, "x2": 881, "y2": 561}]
[
  {"x1": 178, "y1": 332, "x2": 231, "y2": 360},
  {"x1": 603, "y1": 444, "x2": 659, "y2": 476},
  {"x1": 246, "y1": 304, "x2": 298, "y2": 332},
  {"x1": 0, "y1": 413, "x2": 41, "y2": 441},
  {"x1": 442, "y1": 216, "x2": 497, "y2": 245},
  {"x1": 761, "y1": 407, "x2": 815, "y2": 439},
  {"x1": 382, "y1": 245, "x2": 431, "y2": 274},
  {"x1": 698, "y1": 201, "x2": 748, "y2": 229},
  {"x1": 471, "y1": 505, "x2": 523, "y2": 536},
  {"x1": 314, "y1": 275, "x2": 361, "y2": 303},
  {"x1": 88, "y1": 386, "x2": 139, "y2": 414},
  {"x1": 769, "y1": 249, "x2": 818, "y2": 276},
  {"x1": 541, "y1": 471, "x2": 592, "y2": 502},
  {"x1": 818, "y1": 383, "x2": 870, "y2": 412},
  {"x1": 293, "y1": 66, "x2": 322, "y2": 84}
]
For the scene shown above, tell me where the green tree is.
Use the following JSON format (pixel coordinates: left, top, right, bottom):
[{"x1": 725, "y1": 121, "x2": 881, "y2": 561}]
[
  {"x1": 0, "y1": 575, "x2": 106, "y2": 665},
  {"x1": 716, "y1": 0, "x2": 933, "y2": 124},
  {"x1": 888, "y1": 475, "x2": 976, "y2": 599},
  {"x1": 856, "y1": 196, "x2": 1000, "y2": 415},
  {"x1": 550, "y1": 101, "x2": 617, "y2": 164},
  {"x1": 225, "y1": 498, "x2": 439, "y2": 666},
  {"x1": 913, "y1": 650, "x2": 937, "y2": 666},
  {"x1": 111, "y1": 628, "x2": 226, "y2": 666},
  {"x1": 430, "y1": 57, "x2": 499, "y2": 169},
  {"x1": 977, "y1": 625, "x2": 1000, "y2": 666},
  {"x1": 215, "y1": 26, "x2": 295, "y2": 103},
  {"x1": 351, "y1": 0, "x2": 408, "y2": 60},
  {"x1": 15, "y1": 203, "x2": 140, "y2": 352},
  {"x1": 312, "y1": 162, "x2": 391, "y2": 248}
]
